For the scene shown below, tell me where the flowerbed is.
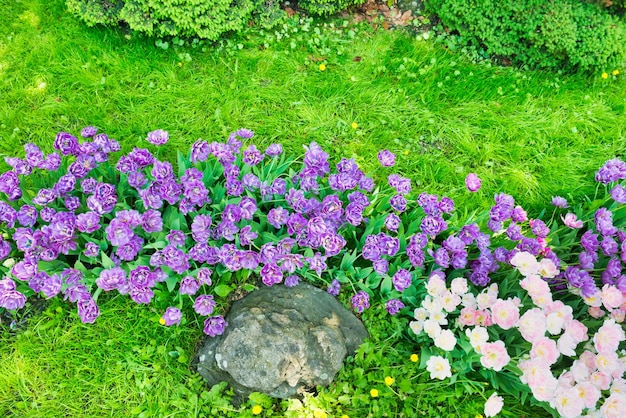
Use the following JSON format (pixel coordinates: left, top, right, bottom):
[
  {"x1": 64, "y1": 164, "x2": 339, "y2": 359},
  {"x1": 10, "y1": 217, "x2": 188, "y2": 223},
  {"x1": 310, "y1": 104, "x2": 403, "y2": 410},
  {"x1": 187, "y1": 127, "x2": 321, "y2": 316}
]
[{"x1": 0, "y1": 128, "x2": 625, "y2": 416}]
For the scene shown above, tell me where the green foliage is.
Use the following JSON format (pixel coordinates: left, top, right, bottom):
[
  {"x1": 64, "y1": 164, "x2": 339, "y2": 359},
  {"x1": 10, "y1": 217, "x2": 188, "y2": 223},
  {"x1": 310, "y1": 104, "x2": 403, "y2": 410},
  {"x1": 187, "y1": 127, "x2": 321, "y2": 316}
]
[
  {"x1": 426, "y1": 0, "x2": 626, "y2": 72},
  {"x1": 64, "y1": 0, "x2": 124, "y2": 27},
  {"x1": 2, "y1": 0, "x2": 626, "y2": 416},
  {"x1": 298, "y1": 0, "x2": 367, "y2": 16},
  {"x1": 590, "y1": 0, "x2": 626, "y2": 13},
  {"x1": 65, "y1": 0, "x2": 280, "y2": 40}
]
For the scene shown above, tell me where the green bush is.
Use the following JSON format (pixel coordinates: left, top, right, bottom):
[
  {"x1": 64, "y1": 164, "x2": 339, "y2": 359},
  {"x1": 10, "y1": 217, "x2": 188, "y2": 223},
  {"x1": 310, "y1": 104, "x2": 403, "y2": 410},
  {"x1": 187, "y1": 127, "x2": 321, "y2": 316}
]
[
  {"x1": 426, "y1": 0, "x2": 626, "y2": 72},
  {"x1": 66, "y1": 0, "x2": 366, "y2": 40},
  {"x1": 297, "y1": 0, "x2": 366, "y2": 16},
  {"x1": 66, "y1": 0, "x2": 272, "y2": 40},
  {"x1": 65, "y1": 0, "x2": 124, "y2": 27}
]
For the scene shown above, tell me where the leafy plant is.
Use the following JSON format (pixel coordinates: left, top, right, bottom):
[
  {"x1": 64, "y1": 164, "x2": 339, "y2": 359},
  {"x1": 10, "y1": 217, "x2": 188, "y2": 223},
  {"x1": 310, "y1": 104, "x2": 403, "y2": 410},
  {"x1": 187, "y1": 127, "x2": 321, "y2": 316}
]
[
  {"x1": 65, "y1": 0, "x2": 283, "y2": 40},
  {"x1": 298, "y1": 0, "x2": 367, "y2": 16},
  {"x1": 425, "y1": 0, "x2": 626, "y2": 72}
]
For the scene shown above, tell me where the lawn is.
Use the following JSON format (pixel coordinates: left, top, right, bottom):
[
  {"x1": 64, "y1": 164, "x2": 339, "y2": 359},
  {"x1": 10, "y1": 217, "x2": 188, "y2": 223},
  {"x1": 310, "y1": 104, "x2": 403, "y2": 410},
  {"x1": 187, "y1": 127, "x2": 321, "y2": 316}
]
[{"x1": 1, "y1": 0, "x2": 626, "y2": 416}]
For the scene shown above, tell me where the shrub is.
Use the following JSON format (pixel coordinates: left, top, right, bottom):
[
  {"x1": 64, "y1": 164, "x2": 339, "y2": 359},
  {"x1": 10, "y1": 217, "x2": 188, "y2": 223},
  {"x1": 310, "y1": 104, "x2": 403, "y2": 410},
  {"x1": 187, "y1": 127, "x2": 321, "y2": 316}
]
[
  {"x1": 297, "y1": 0, "x2": 366, "y2": 16},
  {"x1": 425, "y1": 0, "x2": 626, "y2": 72},
  {"x1": 65, "y1": 0, "x2": 273, "y2": 40}
]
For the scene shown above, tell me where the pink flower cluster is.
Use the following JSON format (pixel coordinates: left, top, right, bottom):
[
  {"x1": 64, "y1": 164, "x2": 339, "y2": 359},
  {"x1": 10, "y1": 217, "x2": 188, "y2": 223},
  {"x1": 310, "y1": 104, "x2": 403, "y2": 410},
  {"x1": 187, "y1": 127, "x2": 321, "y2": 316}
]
[{"x1": 411, "y1": 251, "x2": 626, "y2": 417}]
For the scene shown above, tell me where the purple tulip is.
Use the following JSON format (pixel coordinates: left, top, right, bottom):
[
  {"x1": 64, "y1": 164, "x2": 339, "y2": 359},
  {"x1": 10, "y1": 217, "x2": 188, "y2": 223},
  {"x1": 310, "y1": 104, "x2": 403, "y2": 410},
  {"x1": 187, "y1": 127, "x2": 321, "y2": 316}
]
[{"x1": 465, "y1": 173, "x2": 481, "y2": 192}]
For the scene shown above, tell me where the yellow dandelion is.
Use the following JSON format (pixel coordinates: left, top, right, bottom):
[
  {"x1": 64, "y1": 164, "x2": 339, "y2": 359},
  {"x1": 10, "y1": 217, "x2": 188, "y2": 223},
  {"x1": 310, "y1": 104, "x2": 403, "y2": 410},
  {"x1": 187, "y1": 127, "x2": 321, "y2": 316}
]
[
  {"x1": 384, "y1": 376, "x2": 395, "y2": 386},
  {"x1": 341, "y1": 415, "x2": 349, "y2": 418},
  {"x1": 403, "y1": 150, "x2": 409, "y2": 155},
  {"x1": 313, "y1": 411, "x2": 327, "y2": 418},
  {"x1": 370, "y1": 388, "x2": 379, "y2": 397},
  {"x1": 319, "y1": 64, "x2": 326, "y2": 71},
  {"x1": 351, "y1": 122, "x2": 358, "y2": 129},
  {"x1": 252, "y1": 405, "x2": 262, "y2": 415},
  {"x1": 158, "y1": 317, "x2": 166, "y2": 325},
  {"x1": 410, "y1": 354, "x2": 419, "y2": 362},
  {"x1": 613, "y1": 70, "x2": 620, "y2": 76},
  {"x1": 602, "y1": 72, "x2": 609, "y2": 79}
]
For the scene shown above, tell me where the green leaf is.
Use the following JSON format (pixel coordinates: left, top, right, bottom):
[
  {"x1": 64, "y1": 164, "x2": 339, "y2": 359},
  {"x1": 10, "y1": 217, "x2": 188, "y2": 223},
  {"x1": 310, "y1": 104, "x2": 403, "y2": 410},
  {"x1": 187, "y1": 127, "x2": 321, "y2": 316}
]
[
  {"x1": 38, "y1": 260, "x2": 67, "y2": 272},
  {"x1": 74, "y1": 259, "x2": 88, "y2": 274},
  {"x1": 214, "y1": 284, "x2": 233, "y2": 298},
  {"x1": 165, "y1": 275, "x2": 178, "y2": 293},
  {"x1": 242, "y1": 284, "x2": 256, "y2": 292},
  {"x1": 163, "y1": 206, "x2": 181, "y2": 230},
  {"x1": 365, "y1": 273, "x2": 382, "y2": 289},
  {"x1": 340, "y1": 250, "x2": 357, "y2": 272},
  {"x1": 356, "y1": 267, "x2": 374, "y2": 280},
  {"x1": 177, "y1": 150, "x2": 188, "y2": 178},
  {"x1": 143, "y1": 240, "x2": 167, "y2": 250},
  {"x1": 101, "y1": 252, "x2": 115, "y2": 269},
  {"x1": 397, "y1": 379, "x2": 414, "y2": 394},
  {"x1": 380, "y1": 276, "x2": 392, "y2": 295}
]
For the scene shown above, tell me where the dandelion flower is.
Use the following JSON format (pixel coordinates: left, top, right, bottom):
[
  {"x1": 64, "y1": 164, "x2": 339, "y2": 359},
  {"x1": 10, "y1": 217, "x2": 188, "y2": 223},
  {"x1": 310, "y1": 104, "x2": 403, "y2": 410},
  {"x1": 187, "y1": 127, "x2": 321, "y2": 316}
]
[
  {"x1": 613, "y1": 70, "x2": 620, "y2": 76},
  {"x1": 370, "y1": 388, "x2": 379, "y2": 397},
  {"x1": 602, "y1": 72, "x2": 609, "y2": 79},
  {"x1": 319, "y1": 64, "x2": 326, "y2": 71},
  {"x1": 410, "y1": 353, "x2": 419, "y2": 362},
  {"x1": 351, "y1": 122, "x2": 358, "y2": 129},
  {"x1": 252, "y1": 405, "x2": 262, "y2": 415},
  {"x1": 384, "y1": 376, "x2": 395, "y2": 386}
]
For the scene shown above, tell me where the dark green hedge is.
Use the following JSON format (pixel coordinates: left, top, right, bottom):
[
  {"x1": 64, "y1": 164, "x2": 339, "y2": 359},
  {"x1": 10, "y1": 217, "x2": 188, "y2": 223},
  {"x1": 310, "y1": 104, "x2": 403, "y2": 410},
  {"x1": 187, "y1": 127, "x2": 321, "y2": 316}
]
[
  {"x1": 426, "y1": 0, "x2": 626, "y2": 71},
  {"x1": 66, "y1": 0, "x2": 367, "y2": 40}
]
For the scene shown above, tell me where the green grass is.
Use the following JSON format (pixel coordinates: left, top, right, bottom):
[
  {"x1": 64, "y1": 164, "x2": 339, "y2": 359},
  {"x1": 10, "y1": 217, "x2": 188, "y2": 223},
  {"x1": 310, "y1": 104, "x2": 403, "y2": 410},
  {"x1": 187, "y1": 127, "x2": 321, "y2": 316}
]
[{"x1": 1, "y1": 0, "x2": 625, "y2": 416}]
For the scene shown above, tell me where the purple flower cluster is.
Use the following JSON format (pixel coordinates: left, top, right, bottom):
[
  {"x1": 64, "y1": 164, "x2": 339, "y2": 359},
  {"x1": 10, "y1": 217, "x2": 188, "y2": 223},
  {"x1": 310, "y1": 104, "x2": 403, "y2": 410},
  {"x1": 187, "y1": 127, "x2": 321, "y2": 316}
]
[
  {"x1": 0, "y1": 278, "x2": 26, "y2": 310},
  {"x1": 595, "y1": 158, "x2": 626, "y2": 184},
  {"x1": 203, "y1": 315, "x2": 227, "y2": 336},
  {"x1": 551, "y1": 196, "x2": 568, "y2": 208},
  {"x1": 351, "y1": 291, "x2": 370, "y2": 313},
  {"x1": 377, "y1": 150, "x2": 396, "y2": 167},
  {"x1": 146, "y1": 129, "x2": 169, "y2": 146},
  {"x1": 6, "y1": 128, "x2": 626, "y2": 340},
  {"x1": 161, "y1": 307, "x2": 182, "y2": 326},
  {"x1": 465, "y1": 173, "x2": 481, "y2": 192}
]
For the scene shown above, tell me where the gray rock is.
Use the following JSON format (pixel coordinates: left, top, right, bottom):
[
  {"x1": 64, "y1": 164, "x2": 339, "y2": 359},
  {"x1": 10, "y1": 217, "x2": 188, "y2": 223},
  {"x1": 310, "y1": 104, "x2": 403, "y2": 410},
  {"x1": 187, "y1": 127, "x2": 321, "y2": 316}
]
[{"x1": 194, "y1": 283, "x2": 368, "y2": 399}]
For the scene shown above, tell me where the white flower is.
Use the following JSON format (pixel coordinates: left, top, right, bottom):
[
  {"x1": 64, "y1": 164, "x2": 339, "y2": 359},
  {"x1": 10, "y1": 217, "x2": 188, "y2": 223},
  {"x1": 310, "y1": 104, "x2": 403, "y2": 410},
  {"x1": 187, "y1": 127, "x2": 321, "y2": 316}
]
[
  {"x1": 476, "y1": 291, "x2": 496, "y2": 310},
  {"x1": 450, "y1": 277, "x2": 469, "y2": 295},
  {"x1": 423, "y1": 319, "x2": 442, "y2": 339},
  {"x1": 426, "y1": 355, "x2": 451, "y2": 380},
  {"x1": 462, "y1": 292, "x2": 477, "y2": 309},
  {"x1": 510, "y1": 251, "x2": 540, "y2": 277},
  {"x1": 546, "y1": 312, "x2": 566, "y2": 335},
  {"x1": 440, "y1": 290, "x2": 462, "y2": 313},
  {"x1": 409, "y1": 320, "x2": 423, "y2": 335},
  {"x1": 434, "y1": 329, "x2": 457, "y2": 351},
  {"x1": 413, "y1": 307, "x2": 429, "y2": 321},
  {"x1": 484, "y1": 392, "x2": 504, "y2": 417},
  {"x1": 538, "y1": 258, "x2": 558, "y2": 278},
  {"x1": 430, "y1": 310, "x2": 449, "y2": 326},
  {"x1": 466, "y1": 326, "x2": 489, "y2": 352},
  {"x1": 426, "y1": 277, "x2": 447, "y2": 297}
]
